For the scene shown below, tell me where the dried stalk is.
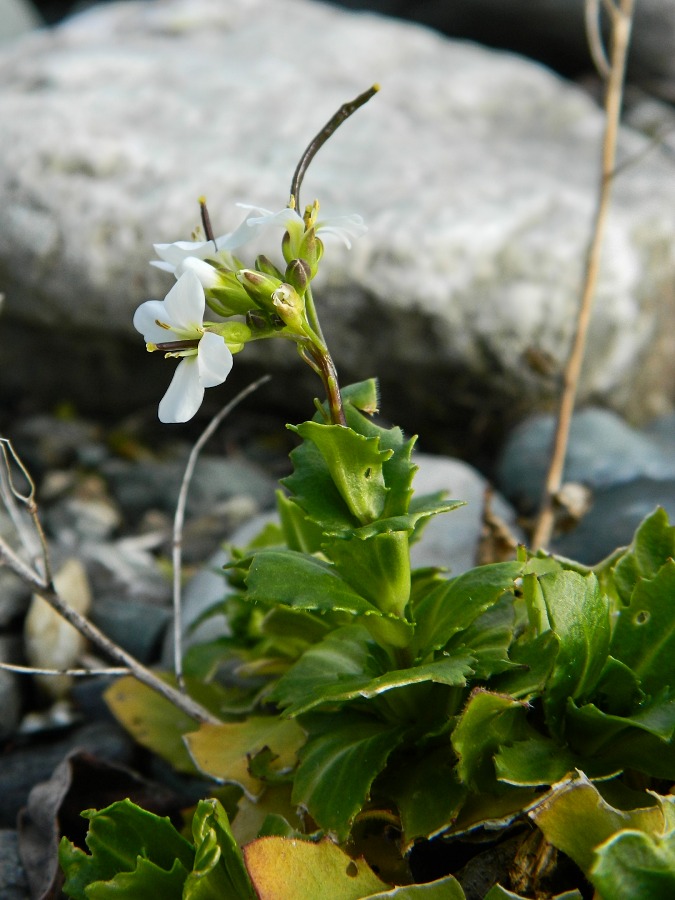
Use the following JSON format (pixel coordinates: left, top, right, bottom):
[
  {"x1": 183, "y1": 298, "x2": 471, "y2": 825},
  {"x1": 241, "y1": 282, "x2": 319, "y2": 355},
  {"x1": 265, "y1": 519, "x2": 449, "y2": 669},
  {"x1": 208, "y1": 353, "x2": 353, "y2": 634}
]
[
  {"x1": 0, "y1": 532, "x2": 219, "y2": 723},
  {"x1": 172, "y1": 375, "x2": 271, "y2": 690},
  {"x1": 531, "y1": 0, "x2": 635, "y2": 551}
]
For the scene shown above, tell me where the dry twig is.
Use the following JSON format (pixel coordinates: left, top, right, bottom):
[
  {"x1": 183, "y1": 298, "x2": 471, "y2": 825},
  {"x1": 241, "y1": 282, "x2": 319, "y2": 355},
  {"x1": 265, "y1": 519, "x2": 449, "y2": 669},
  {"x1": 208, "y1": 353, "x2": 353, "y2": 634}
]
[{"x1": 531, "y1": 0, "x2": 635, "y2": 551}]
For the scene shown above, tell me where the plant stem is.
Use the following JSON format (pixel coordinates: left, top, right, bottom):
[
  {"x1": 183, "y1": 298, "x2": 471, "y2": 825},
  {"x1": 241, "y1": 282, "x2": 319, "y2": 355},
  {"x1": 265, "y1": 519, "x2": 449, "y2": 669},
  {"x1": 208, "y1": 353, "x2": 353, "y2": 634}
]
[
  {"x1": 531, "y1": 0, "x2": 634, "y2": 552},
  {"x1": 290, "y1": 84, "x2": 379, "y2": 211}
]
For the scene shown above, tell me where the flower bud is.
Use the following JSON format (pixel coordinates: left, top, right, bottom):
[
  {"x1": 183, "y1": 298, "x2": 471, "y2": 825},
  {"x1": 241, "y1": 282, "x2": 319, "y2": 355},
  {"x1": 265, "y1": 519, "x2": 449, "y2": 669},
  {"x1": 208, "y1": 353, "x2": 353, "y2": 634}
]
[
  {"x1": 271, "y1": 283, "x2": 305, "y2": 331},
  {"x1": 285, "y1": 258, "x2": 312, "y2": 294},
  {"x1": 206, "y1": 271, "x2": 259, "y2": 317},
  {"x1": 255, "y1": 255, "x2": 284, "y2": 280},
  {"x1": 237, "y1": 269, "x2": 283, "y2": 309}
]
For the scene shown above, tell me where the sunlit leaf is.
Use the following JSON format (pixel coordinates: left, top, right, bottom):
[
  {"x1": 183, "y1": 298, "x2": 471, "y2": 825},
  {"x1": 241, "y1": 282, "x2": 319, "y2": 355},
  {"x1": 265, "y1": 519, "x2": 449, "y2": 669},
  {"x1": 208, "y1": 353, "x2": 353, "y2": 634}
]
[
  {"x1": 243, "y1": 836, "x2": 388, "y2": 900},
  {"x1": 530, "y1": 773, "x2": 663, "y2": 874},
  {"x1": 590, "y1": 827, "x2": 675, "y2": 900},
  {"x1": 185, "y1": 716, "x2": 306, "y2": 799}
]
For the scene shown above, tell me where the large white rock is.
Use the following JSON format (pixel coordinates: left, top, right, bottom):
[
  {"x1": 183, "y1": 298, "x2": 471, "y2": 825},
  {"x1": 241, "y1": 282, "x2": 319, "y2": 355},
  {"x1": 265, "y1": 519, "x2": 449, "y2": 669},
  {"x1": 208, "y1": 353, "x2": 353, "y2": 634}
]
[{"x1": 1, "y1": 0, "x2": 674, "y2": 435}]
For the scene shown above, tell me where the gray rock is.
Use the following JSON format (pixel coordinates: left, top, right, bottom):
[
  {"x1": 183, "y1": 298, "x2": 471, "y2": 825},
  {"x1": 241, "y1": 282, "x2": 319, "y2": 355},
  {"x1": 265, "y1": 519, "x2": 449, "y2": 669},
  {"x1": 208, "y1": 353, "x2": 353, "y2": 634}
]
[
  {"x1": 89, "y1": 594, "x2": 171, "y2": 663},
  {"x1": 0, "y1": 0, "x2": 41, "y2": 44},
  {"x1": 553, "y1": 477, "x2": 675, "y2": 565},
  {"x1": 0, "y1": 636, "x2": 23, "y2": 741},
  {"x1": 1, "y1": 0, "x2": 674, "y2": 440},
  {"x1": 410, "y1": 452, "x2": 523, "y2": 574},
  {"x1": 497, "y1": 407, "x2": 675, "y2": 511},
  {"x1": 0, "y1": 830, "x2": 29, "y2": 900}
]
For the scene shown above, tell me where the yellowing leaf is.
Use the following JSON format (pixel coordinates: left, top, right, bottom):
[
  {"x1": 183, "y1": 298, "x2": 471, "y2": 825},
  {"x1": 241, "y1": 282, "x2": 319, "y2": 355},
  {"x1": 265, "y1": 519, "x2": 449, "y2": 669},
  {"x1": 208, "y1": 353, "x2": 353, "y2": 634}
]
[
  {"x1": 243, "y1": 837, "x2": 387, "y2": 900},
  {"x1": 185, "y1": 716, "x2": 305, "y2": 799}
]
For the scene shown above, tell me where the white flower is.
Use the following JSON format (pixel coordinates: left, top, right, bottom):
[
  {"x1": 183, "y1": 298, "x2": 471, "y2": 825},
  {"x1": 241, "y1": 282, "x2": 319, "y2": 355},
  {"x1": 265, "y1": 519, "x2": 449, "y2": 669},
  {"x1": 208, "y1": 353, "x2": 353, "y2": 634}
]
[
  {"x1": 239, "y1": 204, "x2": 367, "y2": 249},
  {"x1": 133, "y1": 271, "x2": 233, "y2": 423},
  {"x1": 151, "y1": 207, "x2": 270, "y2": 279}
]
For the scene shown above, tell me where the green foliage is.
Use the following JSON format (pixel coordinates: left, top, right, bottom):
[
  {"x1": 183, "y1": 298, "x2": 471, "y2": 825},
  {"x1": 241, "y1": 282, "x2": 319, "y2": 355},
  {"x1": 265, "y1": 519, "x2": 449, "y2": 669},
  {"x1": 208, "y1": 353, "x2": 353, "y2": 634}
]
[{"x1": 94, "y1": 387, "x2": 675, "y2": 895}]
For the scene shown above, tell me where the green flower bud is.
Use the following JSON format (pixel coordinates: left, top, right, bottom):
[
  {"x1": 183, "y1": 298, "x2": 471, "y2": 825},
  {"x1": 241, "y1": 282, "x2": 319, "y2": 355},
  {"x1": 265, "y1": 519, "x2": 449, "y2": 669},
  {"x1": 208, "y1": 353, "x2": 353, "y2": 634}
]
[
  {"x1": 271, "y1": 283, "x2": 305, "y2": 331},
  {"x1": 297, "y1": 227, "x2": 323, "y2": 278},
  {"x1": 255, "y1": 255, "x2": 284, "y2": 280},
  {"x1": 206, "y1": 271, "x2": 259, "y2": 317},
  {"x1": 237, "y1": 269, "x2": 283, "y2": 309},
  {"x1": 285, "y1": 258, "x2": 312, "y2": 294}
]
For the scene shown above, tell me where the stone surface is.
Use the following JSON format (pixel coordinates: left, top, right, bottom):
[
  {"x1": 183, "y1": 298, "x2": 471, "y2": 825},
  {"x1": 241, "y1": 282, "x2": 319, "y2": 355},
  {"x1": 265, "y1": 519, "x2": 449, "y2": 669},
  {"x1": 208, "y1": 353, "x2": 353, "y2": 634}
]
[
  {"x1": 497, "y1": 407, "x2": 675, "y2": 512},
  {"x1": 0, "y1": 830, "x2": 29, "y2": 900},
  {"x1": 0, "y1": 0, "x2": 674, "y2": 445}
]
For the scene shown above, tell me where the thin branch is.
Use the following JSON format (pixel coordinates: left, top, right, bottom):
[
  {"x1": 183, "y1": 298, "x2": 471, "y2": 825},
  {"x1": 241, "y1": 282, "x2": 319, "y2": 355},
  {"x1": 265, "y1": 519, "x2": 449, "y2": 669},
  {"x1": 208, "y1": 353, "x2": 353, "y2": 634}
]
[
  {"x1": 289, "y1": 84, "x2": 379, "y2": 211},
  {"x1": 0, "y1": 661, "x2": 130, "y2": 677},
  {"x1": 531, "y1": 0, "x2": 635, "y2": 551},
  {"x1": 0, "y1": 497, "x2": 219, "y2": 726},
  {"x1": 585, "y1": 0, "x2": 611, "y2": 79},
  {"x1": 172, "y1": 375, "x2": 271, "y2": 689}
]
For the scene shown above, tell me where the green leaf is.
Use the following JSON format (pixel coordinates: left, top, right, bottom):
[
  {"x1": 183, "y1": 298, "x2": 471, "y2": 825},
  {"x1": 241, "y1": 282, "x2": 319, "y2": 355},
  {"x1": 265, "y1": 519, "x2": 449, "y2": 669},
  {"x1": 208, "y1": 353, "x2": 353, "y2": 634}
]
[
  {"x1": 612, "y1": 508, "x2": 675, "y2": 605},
  {"x1": 289, "y1": 421, "x2": 392, "y2": 524},
  {"x1": 184, "y1": 798, "x2": 255, "y2": 899},
  {"x1": 326, "y1": 530, "x2": 411, "y2": 618},
  {"x1": 564, "y1": 699, "x2": 675, "y2": 779},
  {"x1": 59, "y1": 799, "x2": 194, "y2": 900},
  {"x1": 491, "y1": 630, "x2": 559, "y2": 699},
  {"x1": 269, "y1": 625, "x2": 474, "y2": 716},
  {"x1": 611, "y1": 559, "x2": 675, "y2": 697},
  {"x1": 539, "y1": 571, "x2": 610, "y2": 734},
  {"x1": 243, "y1": 836, "x2": 388, "y2": 900},
  {"x1": 444, "y1": 592, "x2": 516, "y2": 680},
  {"x1": 277, "y1": 489, "x2": 326, "y2": 554},
  {"x1": 293, "y1": 711, "x2": 408, "y2": 840},
  {"x1": 385, "y1": 746, "x2": 467, "y2": 847},
  {"x1": 412, "y1": 562, "x2": 524, "y2": 659},
  {"x1": 591, "y1": 655, "x2": 644, "y2": 716},
  {"x1": 451, "y1": 690, "x2": 530, "y2": 792},
  {"x1": 494, "y1": 735, "x2": 578, "y2": 786},
  {"x1": 184, "y1": 716, "x2": 306, "y2": 799},
  {"x1": 82, "y1": 858, "x2": 189, "y2": 899},
  {"x1": 364, "y1": 875, "x2": 467, "y2": 898},
  {"x1": 530, "y1": 772, "x2": 663, "y2": 875},
  {"x1": 590, "y1": 828, "x2": 675, "y2": 900},
  {"x1": 245, "y1": 550, "x2": 382, "y2": 616},
  {"x1": 484, "y1": 887, "x2": 583, "y2": 900}
]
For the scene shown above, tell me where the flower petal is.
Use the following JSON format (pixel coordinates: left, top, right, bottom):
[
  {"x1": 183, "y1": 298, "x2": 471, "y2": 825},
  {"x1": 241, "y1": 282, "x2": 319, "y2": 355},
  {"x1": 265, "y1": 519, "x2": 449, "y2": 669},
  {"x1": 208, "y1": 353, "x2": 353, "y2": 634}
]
[
  {"x1": 198, "y1": 332, "x2": 233, "y2": 388},
  {"x1": 176, "y1": 257, "x2": 221, "y2": 289},
  {"x1": 153, "y1": 239, "x2": 213, "y2": 267},
  {"x1": 158, "y1": 357, "x2": 204, "y2": 423},
  {"x1": 316, "y1": 214, "x2": 367, "y2": 248},
  {"x1": 133, "y1": 299, "x2": 174, "y2": 342},
  {"x1": 163, "y1": 271, "x2": 205, "y2": 334}
]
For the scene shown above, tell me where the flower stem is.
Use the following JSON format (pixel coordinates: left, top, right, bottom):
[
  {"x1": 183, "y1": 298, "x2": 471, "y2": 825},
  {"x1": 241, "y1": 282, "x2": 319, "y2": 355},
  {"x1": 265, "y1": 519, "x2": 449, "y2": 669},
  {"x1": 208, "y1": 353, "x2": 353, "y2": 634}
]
[{"x1": 289, "y1": 84, "x2": 379, "y2": 211}]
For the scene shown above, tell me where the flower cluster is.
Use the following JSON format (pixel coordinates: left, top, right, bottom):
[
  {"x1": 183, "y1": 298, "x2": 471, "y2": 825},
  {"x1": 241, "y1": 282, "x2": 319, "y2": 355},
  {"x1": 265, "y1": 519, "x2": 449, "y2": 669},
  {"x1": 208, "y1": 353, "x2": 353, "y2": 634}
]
[{"x1": 134, "y1": 202, "x2": 366, "y2": 422}]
